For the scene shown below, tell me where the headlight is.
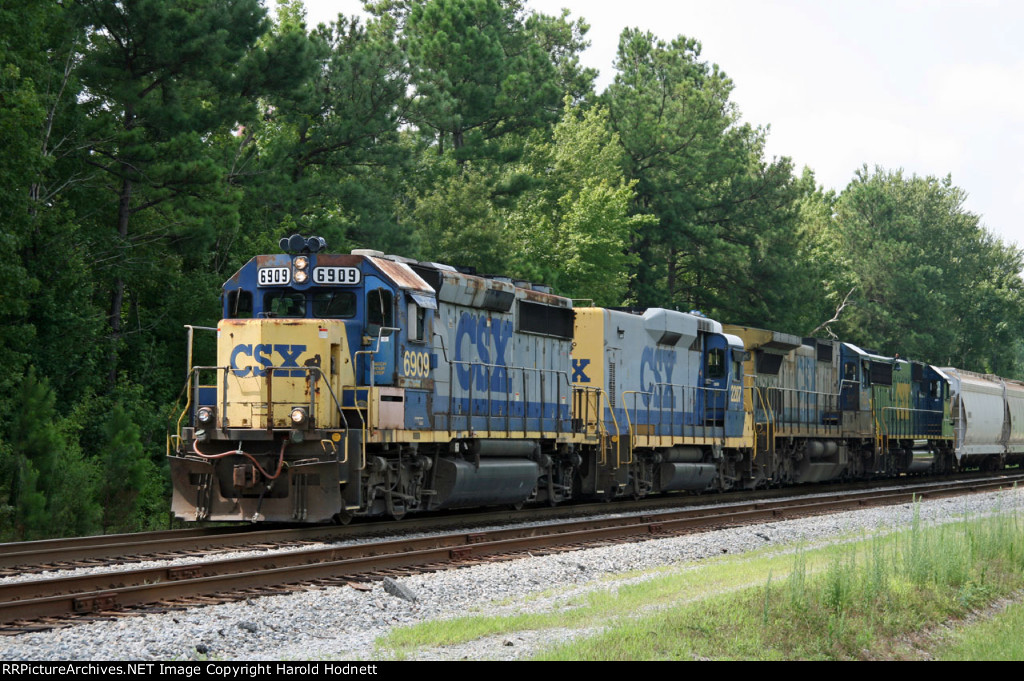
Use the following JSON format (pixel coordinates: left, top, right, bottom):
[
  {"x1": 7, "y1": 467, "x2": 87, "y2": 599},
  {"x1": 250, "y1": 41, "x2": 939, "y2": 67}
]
[
  {"x1": 294, "y1": 269, "x2": 308, "y2": 283},
  {"x1": 294, "y1": 255, "x2": 309, "y2": 270},
  {"x1": 290, "y1": 407, "x2": 308, "y2": 425},
  {"x1": 197, "y1": 407, "x2": 215, "y2": 424}
]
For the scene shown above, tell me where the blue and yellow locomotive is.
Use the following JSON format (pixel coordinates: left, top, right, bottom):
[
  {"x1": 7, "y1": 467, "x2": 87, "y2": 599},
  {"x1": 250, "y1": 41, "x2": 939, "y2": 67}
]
[
  {"x1": 170, "y1": 236, "x2": 1014, "y2": 524},
  {"x1": 173, "y1": 235, "x2": 585, "y2": 522},
  {"x1": 171, "y1": 236, "x2": 751, "y2": 522}
]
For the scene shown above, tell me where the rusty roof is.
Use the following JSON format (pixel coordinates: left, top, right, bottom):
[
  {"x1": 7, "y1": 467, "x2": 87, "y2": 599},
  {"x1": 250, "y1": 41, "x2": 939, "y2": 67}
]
[{"x1": 367, "y1": 256, "x2": 435, "y2": 294}]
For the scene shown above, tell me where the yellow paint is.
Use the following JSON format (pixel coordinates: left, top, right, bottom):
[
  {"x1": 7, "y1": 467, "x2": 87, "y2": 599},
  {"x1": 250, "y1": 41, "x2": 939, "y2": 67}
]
[
  {"x1": 572, "y1": 307, "x2": 608, "y2": 434},
  {"x1": 572, "y1": 307, "x2": 606, "y2": 389},
  {"x1": 722, "y1": 324, "x2": 771, "y2": 404},
  {"x1": 402, "y1": 349, "x2": 431, "y2": 378},
  {"x1": 217, "y1": 319, "x2": 353, "y2": 430}
]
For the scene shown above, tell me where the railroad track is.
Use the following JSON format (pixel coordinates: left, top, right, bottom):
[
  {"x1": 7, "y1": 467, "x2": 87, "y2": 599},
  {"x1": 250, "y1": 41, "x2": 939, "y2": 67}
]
[
  {"x1": 1, "y1": 471, "x2": 1011, "y2": 577},
  {"x1": 1, "y1": 473, "x2": 1020, "y2": 634}
]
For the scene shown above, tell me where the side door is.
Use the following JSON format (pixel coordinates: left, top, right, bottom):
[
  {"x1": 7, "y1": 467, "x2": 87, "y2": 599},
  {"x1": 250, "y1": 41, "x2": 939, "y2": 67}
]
[
  {"x1": 363, "y1": 279, "x2": 397, "y2": 386},
  {"x1": 839, "y1": 347, "x2": 861, "y2": 411},
  {"x1": 702, "y1": 334, "x2": 730, "y2": 423}
]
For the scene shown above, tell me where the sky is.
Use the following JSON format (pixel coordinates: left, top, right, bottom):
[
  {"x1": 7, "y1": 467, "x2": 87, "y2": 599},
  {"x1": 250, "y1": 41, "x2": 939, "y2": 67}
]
[{"x1": 293, "y1": 0, "x2": 1024, "y2": 248}]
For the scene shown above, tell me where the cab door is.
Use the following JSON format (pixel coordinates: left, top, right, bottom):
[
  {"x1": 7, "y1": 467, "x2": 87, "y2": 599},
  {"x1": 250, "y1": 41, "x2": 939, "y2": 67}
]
[
  {"x1": 702, "y1": 334, "x2": 729, "y2": 424},
  {"x1": 363, "y1": 280, "x2": 397, "y2": 385},
  {"x1": 840, "y1": 347, "x2": 864, "y2": 411}
]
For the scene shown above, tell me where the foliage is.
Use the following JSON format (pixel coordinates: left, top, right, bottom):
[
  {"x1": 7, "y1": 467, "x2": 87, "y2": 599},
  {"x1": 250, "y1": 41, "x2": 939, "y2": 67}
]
[
  {"x1": 235, "y1": 6, "x2": 409, "y2": 253},
  {"x1": 1, "y1": 1, "x2": 1023, "y2": 540},
  {"x1": 98, "y1": 405, "x2": 152, "y2": 533},
  {"x1": 408, "y1": 158, "x2": 510, "y2": 273},
  {"x1": 0, "y1": 369, "x2": 102, "y2": 540},
  {"x1": 827, "y1": 167, "x2": 1024, "y2": 370},
  {"x1": 939, "y1": 600, "x2": 1024, "y2": 661},
  {"x1": 391, "y1": 0, "x2": 569, "y2": 162},
  {"x1": 604, "y1": 29, "x2": 805, "y2": 328},
  {"x1": 504, "y1": 100, "x2": 652, "y2": 304},
  {"x1": 71, "y1": 0, "x2": 301, "y2": 386}
]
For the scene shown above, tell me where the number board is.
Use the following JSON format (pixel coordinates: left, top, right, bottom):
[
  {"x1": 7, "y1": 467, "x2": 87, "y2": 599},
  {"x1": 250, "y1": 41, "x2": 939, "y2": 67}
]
[
  {"x1": 257, "y1": 267, "x2": 291, "y2": 286},
  {"x1": 313, "y1": 267, "x2": 361, "y2": 285}
]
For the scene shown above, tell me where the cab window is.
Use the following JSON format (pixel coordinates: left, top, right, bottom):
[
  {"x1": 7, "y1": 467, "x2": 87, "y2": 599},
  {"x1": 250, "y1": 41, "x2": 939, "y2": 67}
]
[
  {"x1": 706, "y1": 348, "x2": 726, "y2": 379},
  {"x1": 408, "y1": 301, "x2": 427, "y2": 342},
  {"x1": 843, "y1": 361, "x2": 857, "y2": 382},
  {"x1": 312, "y1": 290, "x2": 356, "y2": 318},
  {"x1": 367, "y1": 289, "x2": 393, "y2": 335},
  {"x1": 226, "y1": 290, "x2": 253, "y2": 319},
  {"x1": 264, "y1": 291, "x2": 305, "y2": 317}
]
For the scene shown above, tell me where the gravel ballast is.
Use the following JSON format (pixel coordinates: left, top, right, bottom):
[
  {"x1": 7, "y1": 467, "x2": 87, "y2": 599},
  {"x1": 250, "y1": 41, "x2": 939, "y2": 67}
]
[{"x1": 2, "y1": 488, "x2": 1021, "y2": 661}]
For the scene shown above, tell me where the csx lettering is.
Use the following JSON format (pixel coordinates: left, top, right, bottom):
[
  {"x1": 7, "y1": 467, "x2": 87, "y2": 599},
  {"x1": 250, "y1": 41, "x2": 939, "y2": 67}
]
[
  {"x1": 230, "y1": 344, "x2": 308, "y2": 377},
  {"x1": 403, "y1": 350, "x2": 431, "y2": 378},
  {"x1": 572, "y1": 359, "x2": 591, "y2": 383},
  {"x1": 640, "y1": 347, "x2": 677, "y2": 408},
  {"x1": 454, "y1": 313, "x2": 513, "y2": 392}
]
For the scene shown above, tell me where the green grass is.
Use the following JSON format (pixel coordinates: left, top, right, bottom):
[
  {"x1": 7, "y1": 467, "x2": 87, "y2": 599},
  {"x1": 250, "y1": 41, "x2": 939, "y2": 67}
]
[
  {"x1": 936, "y1": 596, "x2": 1024, "y2": 661},
  {"x1": 374, "y1": 502, "x2": 1024, "y2": 660}
]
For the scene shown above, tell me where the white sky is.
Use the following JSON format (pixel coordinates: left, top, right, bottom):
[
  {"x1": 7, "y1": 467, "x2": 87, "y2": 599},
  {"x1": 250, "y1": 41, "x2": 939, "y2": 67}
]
[{"x1": 293, "y1": 0, "x2": 1024, "y2": 247}]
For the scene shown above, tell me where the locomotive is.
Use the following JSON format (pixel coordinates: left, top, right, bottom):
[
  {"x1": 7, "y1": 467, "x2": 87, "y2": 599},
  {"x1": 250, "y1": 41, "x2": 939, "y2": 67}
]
[{"x1": 168, "y1": 236, "x2": 1019, "y2": 523}]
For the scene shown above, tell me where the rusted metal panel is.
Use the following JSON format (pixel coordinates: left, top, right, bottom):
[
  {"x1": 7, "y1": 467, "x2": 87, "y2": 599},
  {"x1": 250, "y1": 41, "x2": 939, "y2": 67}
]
[
  {"x1": 436, "y1": 270, "x2": 517, "y2": 311},
  {"x1": 312, "y1": 253, "x2": 363, "y2": 268},
  {"x1": 520, "y1": 286, "x2": 571, "y2": 308},
  {"x1": 367, "y1": 256, "x2": 435, "y2": 294}
]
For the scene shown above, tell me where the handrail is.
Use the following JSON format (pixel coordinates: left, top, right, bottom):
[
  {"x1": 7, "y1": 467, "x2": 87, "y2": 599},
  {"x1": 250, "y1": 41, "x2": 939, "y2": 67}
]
[
  {"x1": 446, "y1": 361, "x2": 572, "y2": 437},
  {"x1": 572, "y1": 386, "x2": 621, "y2": 466},
  {"x1": 621, "y1": 384, "x2": 731, "y2": 447},
  {"x1": 183, "y1": 324, "x2": 218, "y2": 375},
  {"x1": 756, "y1": 384, "x2": 842, "y2": 433},
  {"x1": 171, "y1": 325, "x2": 219, "y2": 454},
  {"x1": 879, "y1": 406, "x2": 946, "y2": 439},
  {"x1": 338, "y1": 386, "x2": 369, "y2": 471},
  {"x1": 432, "y1": 330, "x2": 573, "y2": 438},
  {"x1": 174, "y1": 363, "x2": 351, "y2": 454},
  {"x1": 750, "y1": 383, "x2": 774, "y2": 463}
]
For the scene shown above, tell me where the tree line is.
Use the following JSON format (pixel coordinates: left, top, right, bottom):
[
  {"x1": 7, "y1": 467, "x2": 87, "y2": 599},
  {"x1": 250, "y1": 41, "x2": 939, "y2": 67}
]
[{"x1": 2, "y1": 0, "x2": 1022, "y2": 539}]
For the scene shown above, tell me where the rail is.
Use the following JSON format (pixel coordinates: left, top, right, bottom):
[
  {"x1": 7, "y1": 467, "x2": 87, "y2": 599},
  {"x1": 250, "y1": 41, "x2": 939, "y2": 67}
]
[
  {"x1": 877, "y1": 406, "x2": 948, "y2": 448},
  {"x1": 174, "y1": 364, "x2": 351, "y2": 456},
  {"x1": 571, "y1": 386, "x2": 623, "y2": 466},
  {"x1": 748, "y1": 381, "x2": 775, "y2": 463},
  {"x1": 751, "y1": 385, "x2": 842, "y2": 434},
  {"x1": 621, "y1": 383, "x2": 733, "y2": 449},
  {"x1": 432, "y1": 331, "x2": 574, "y2": 439},
  {"x1": 7, "y1": 474, "x2": 1023, "y2": 632}
]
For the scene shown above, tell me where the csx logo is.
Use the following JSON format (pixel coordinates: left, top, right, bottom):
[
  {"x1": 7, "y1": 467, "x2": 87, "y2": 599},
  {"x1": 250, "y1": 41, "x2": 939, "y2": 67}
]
[
  {"x1": 639, "y1": 346, "x2": 678, "y2": 407},
  {"x1": 454, "y1": 313, "x2": 513, "y2": 391},
  {"x1": 403, "y1": 350, "x2": 431, "y2": 378},
  {"x1": 230, "y1": 344, "x2": 307, "y2": 377}
]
